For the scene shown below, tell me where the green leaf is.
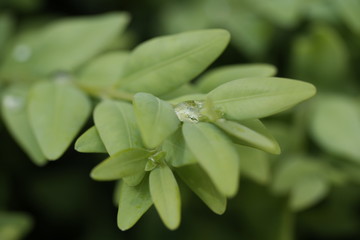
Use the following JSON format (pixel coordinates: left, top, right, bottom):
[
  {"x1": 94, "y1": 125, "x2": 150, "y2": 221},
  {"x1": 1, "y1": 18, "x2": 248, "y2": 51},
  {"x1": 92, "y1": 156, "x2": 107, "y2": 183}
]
[
  {"x1": 215, "y1": 119, "x2": 280, "y2": 154},
  {"x1": 208, "y1": 77, "x2": 316, "y2": 121},
  {"x1": 133, "y1": 93, "x2": 180, "y2": 149},
  {"x1": 93, "y1": 100, "x2": 143, "y2": 155},
  {"x1": 175, "y1": 164, "x2": 226, "y2": 214},
  {"x1": 160, "y1": 84, "x2": 199, "y2": 100},
  {"x1": 245, "y1": 0, "x2": 305, "y2": 28},
  {"x1": 91, "y1": 148, "x2": 150, "y2": 181},
  {"x1": 118, "y1": 29, "x2": 230, "y2": 95},
  {"x1": 123, "y1": 172, "x2": 146, "y2": 187},
  {"x1": 117, "y1": 177, "x2": 153, "y2": 230},
  {"x1": 197, "y1": 64, "x2": 277, "y2": 93},
  {"x1": 289, "y1": 25, "x2": 349, "y2": 91},
  {"x1": 290, "y1": 177, "x2": 329, "y2": 211},
  {"x1": 182, "y1": 122, "x2": 240, "y2": 197},
  {"x1": 77, "y1": 51, "x2": 129, "y2": 89},
  {"x1": 0, "y1": 13, "x2": 14, "y2": 58},
  {"x1": 235, "y1": 145, "x2": 270, "y2": 184},
  {"x1": 162, "y1": 129, "x2": 197, "y2": 167},
  {"x1": 149, "y1": 164, "x2": 181, "y2": 230},
  {"x1": 74, "y1": 126, "x2": 107, "y2": 153},
  {"x1": 272, "y1": 156, "x2": 331, "y2": 195},
  {"x1": 28, "y1": 81, "x2": 91, "y2": 160},
  {"x1": 1, "y1": 86, "x2": 46, "y2": 165},
  {"x1": 1, "y1": 12, "x2": 129, "y2": 80},
  {"x1": 309, "y1": 94, "x2": 360, "y2": 163},
  {"x1": 0, "y1": 211, "x2": 33, "y2": 240},
  {"x1": 334, "y1": 0, "x2": 360, "y2": 35}
]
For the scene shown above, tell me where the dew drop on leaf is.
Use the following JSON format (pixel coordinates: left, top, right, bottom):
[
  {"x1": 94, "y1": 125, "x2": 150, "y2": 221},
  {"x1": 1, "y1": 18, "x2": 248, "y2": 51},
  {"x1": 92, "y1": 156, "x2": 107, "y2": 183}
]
[{"x1": 174, "y1": 100, "x2": 205, "y2": 123}]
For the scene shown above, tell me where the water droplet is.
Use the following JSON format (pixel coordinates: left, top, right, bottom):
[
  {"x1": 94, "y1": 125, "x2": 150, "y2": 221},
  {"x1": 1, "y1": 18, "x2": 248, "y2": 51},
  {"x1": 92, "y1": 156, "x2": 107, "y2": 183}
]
[
  {"x1": 13, "y1": 44, "x2": 32, "y2": 62},
  {"x1": 3, "y1": 94, "x2": 24, "y2": 111},
  {"x1": 174, "y1": 100, "x2": 205, "y2": 123}
]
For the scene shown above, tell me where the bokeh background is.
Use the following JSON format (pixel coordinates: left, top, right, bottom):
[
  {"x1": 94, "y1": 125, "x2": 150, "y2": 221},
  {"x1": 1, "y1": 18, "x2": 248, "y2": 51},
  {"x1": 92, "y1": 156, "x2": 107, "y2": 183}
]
[{"x1": 1, "y1": 0, "x2": 360, "y2": 239}]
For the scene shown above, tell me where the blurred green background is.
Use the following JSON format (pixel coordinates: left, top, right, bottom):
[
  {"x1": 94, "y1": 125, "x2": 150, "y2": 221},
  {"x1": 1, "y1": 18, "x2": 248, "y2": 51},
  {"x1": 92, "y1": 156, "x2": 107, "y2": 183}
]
[{"x1": 1, "y1": 0, "x2": 360, "y2": 239}]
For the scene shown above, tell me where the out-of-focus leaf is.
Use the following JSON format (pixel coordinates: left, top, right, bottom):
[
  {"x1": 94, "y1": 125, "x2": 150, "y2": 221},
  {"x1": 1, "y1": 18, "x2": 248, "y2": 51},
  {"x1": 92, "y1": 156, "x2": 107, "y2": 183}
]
[
  {"x1": 197, "y1": 64, "x2": 277, "y2": 93},
  {"x1": 309, "y1": 94, "x2": 360, "y2": 163},
  {"x1": 1, "y1": 12, "x2": 129, "y2": 81},
  {"x1": 208, "y1": 77, "x2": 316, "y2": 121},
  {"x1": 91, "y1": 148, "x2": 150, "y2": 181},
  {"x1": 117, "y1": 177, "x2": 152, "y2": 231},
  {"x1": 215, "y1": 119, "x2": 280, "y2": 154},
  {"x1": 0, "y1": 13, "x2": 14, "y2": 59},
  {"x1": 175, "y1": 164, "x2": 226, "y2": 214},
  {"x1": 272, "y1": 155, "x2": 335, "y2": 196},
  {"x1": 1, "y1": 86, "x2": 46, "y2": 165},
  {"x1": 223, "y1": 5, "x2": 274, "y2": 60},
  {"x1": 183, "y1": 122, "x2": 239, "y2": 197},
  {"x1": 244, "y1": 0, "x2": 306, "y2": 28},
  {"x1": 74, "y1": 126, "x2": 106, "y2": 153},
  {"x1": 290, "y1": 177, "x2": 329, "y2": 211},
  {"x1": 94, "y1": 100, "x2": 142, "y2": 155},
  {"x1": 334, "y1": 0, "x2": 360, "y2": 35},
  {"x1": 133, "y1": 93, "x2": 180, "y2": 149},
  {"x1": 162, "y1": 129, "x2": 197, "y2": 167},
  {"x1": 117, "y1": 29, "x2": 230, "y2": 96},
  {"x1": 0, "y1": 211, "x2": 33, "y2": 240},
  {"x1": 77, "y1": 51, "x2": 129, "y2": 89},
  {"x1": 149, "y1": 164, "x2": 181, "y2": 230},
  {"x1": 235, "y1": 145, "x2": 270, "y2": 184},
  {"x1": 28, "y1": 81, "x2": 91, "y2": 160},
  {"x1": 289, "y1": 25, "x2": 349, "y2": 90}
]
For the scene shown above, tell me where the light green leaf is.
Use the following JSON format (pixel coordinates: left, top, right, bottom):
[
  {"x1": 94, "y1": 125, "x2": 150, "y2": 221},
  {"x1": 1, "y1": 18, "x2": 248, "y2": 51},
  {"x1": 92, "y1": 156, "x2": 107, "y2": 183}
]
[
  {"x1": 117, "y1": 177, "x2": 153, "y2": 230},
  {"x1": 118, "y1": 29, "x2": 230, "y2": 95},
  {"x1": 91, "y1": 148, "x2": 150, "y2": 181},
  {"x1": 182, "y1": 122, "x2": 240, "y2": 197},
  {"x1": 1, "y1": 12, "x2": 129, "y2": 80},
  {"x1": 94, "y1": 100, "x2": 143, "y2": 155},
  {"x1": 133, "y1": 93, "x2": 180, "y2": 149},
  {"x1": 309, "y1": 94, "x2": 360, "y2": 163},
  {"x1": 28, "y1": 81, "x2": 91, "y2": 160},
  {"x1": 175, "y1": 164, "x2": 226, "y2": 214},
  {"x1": 215, "y1": 119, "x2": 280, "y2": 154},
  {"x1": 74, "y1": 126, "x2": 107, "y2": 153},
  {"x1": 208, "y1": 77, "x2": 316, "y2": 121},
  {"x1": 160, "y1": 84, "x2": 199, "y2": 100},
  {"x1": 0, "y1": 211, "x2": 33, "y2": 240},
  {"x1": 168, "y1": 94, "x2": 206, "y2": 105},
  {"x1": 123, "y1": 172, "x2": 146, "y2": 187},
  {"x1": 77, "y1": 51, "x2": 129, "y2": 89},
  {"x1": 149, "y1": 164, "x2": 181, "y2": 230},
  {"x1": 162, "y1": 129, "x2": 197, "y2": 167},
  {"x1": 235, "y1": 145, "x2": 270, "y2": 184},
  {"x1": 1, "y1": 86, "x2": 46, "y2": 165},
  {"x1": 197, "y1": 64, "x2": 277, "y2": 93},
  {"x1": 290, "y1": 177, "x2": 329, "y2": 211}
]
